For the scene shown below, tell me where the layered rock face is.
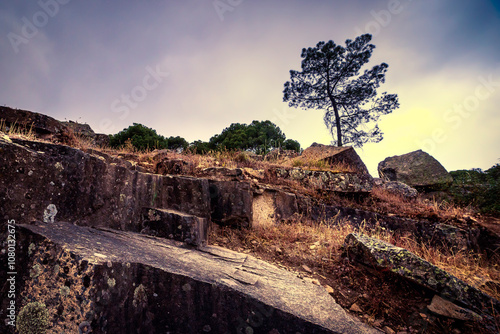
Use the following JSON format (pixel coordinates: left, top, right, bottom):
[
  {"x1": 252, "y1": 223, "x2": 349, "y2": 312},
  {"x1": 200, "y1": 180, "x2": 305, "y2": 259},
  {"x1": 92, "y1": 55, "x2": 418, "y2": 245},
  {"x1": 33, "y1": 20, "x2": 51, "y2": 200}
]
[
  {"x1": 1, "y1": 221, "x2": 377, "y2": 334},
  {"x1": 378, "y1": 150, "x2": 453, "y2": 191},
  {"x1": 0, "y1": 136, "x2": 211, "y2": 231}
]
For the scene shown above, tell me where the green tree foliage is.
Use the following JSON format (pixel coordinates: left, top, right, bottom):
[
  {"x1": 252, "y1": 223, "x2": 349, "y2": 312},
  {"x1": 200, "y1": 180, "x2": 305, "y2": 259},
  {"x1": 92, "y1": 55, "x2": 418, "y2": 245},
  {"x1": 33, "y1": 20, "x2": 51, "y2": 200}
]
[
  {"x1": 283, "y1": 34, "x2": 399, "y2": 147},
  {"x1": 190, "y1": 140, "x2": 213, "y2": 154},
  {"x1": 110, "y1": 124, "x2": 188, "y2": 152},
  {"x1": 167, "y1": 136, "x2": 189, "y2": 150},
  {"x1": 110, "y1": 123, "x2": 168, "y2": 151},
  {"x1": 208, "y1": 120, "x2": 300, "y2": 154},
  {"x1": 449, "y1": 163, "x2": 500, "y2": 216},
  {"x1": 283, "y1": 139, "x2": 301, "y2": 152}
]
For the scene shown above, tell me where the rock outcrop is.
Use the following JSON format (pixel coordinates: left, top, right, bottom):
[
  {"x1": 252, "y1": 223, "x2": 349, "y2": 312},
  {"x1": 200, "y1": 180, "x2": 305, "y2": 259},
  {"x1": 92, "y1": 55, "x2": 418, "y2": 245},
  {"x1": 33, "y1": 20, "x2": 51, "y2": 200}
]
[
  {"x1": 300, "y1": 143, "x2": 369, "y2": 175},
  {"x1": 61, "y1": 120, "x2": 110, "y2": 147},
  {"x1": 270, "y1": 167, "x2": 373, "y2": 193},
  {"x1": 343, "y1": 233, "x2": 500, "y2": 330},
  {"x1": 0, "y1": 136, "x2": 211, "y2": 231},
  {"x1": 0, "y1": 221, "x2": 378, "y2": 334},
  {"x1": 374, "y1": 180, "x2": 418, "y2": 199},
  {"x1": 378, "y1": 150, "x2": 453, "y2": 191},
  {"x1": 0, "y1": 106, "x2": 72, "y2": 142}
]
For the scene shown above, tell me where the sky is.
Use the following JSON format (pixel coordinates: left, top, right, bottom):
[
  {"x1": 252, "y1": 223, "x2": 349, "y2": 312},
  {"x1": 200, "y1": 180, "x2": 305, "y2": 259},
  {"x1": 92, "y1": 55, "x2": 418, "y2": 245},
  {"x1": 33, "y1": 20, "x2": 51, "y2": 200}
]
[{"x1": 1, "y1": 0, "x2": 499, "y2": 176}]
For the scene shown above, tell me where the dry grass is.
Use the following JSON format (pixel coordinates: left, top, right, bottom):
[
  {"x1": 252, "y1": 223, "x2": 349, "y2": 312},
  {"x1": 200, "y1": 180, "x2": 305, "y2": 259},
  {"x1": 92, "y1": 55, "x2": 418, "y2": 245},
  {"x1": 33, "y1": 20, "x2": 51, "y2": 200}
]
[
  {"x1": 290, "y1": 158, "x2": 357, "y2": 172},
  {"x1": 0, "y1": 119, "x2": 37, "y2": 141},
  {"x1": 211, "y1": 218, "x2": 500, "y2": 302},
  {"x1": 368, "y1": 186, "x2": 475, "y2": 221}
]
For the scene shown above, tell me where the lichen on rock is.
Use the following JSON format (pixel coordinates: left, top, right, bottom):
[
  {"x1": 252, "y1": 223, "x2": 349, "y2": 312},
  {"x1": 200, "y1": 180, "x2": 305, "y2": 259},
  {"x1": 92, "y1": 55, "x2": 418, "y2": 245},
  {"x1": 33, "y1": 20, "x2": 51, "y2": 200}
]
[
  {"x1": 343, "y1": 233, "x2": 500, "y2": 319},
  {"x1": 16, "y1": 301, "x2": 50, "y2": 334}
]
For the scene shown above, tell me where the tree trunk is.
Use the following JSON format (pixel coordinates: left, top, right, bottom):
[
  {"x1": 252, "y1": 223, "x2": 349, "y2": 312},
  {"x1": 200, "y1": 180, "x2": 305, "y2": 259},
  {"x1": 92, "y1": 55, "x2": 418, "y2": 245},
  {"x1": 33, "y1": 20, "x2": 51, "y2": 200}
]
[{"x1": 332, "y1": 100, "x2": 343, "y2": 147}]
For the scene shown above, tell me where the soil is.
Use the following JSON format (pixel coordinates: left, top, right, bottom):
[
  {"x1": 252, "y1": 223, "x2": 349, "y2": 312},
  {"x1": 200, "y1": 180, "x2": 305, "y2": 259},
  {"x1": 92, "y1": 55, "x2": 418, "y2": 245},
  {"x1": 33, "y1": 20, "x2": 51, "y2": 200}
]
[{"x1": 210, "y1": 226, "x2": 499, "y2": 334}]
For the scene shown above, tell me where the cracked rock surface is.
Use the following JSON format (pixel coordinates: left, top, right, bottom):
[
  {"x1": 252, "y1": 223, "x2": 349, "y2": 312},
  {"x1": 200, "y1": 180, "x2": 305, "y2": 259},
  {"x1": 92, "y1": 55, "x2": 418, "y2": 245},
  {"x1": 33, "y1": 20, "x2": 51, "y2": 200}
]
[{"x1": 3, "y1": 221, "x2": 379, "y2": 333}]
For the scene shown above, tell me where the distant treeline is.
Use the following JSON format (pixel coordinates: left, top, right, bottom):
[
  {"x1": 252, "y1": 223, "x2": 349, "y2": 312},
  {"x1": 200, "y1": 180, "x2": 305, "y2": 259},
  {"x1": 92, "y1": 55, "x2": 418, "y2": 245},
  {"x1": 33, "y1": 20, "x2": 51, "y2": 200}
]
[{"x1": 109, "y1": 120, "x2": 301, "y2": 154}]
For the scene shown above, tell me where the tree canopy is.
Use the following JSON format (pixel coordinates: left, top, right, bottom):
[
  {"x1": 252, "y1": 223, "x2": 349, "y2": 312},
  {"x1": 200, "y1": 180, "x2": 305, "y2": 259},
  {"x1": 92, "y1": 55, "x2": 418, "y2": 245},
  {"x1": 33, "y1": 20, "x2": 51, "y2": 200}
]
[
  {"x1": 110, "y1": 123, "x2": 188, "y2": 151},
  {"x1": 283, "y1": 34, "x2": 399, "y2": 147},
  {"x1": 208, "y1": 120, "x2": 300, "y2": 154}
]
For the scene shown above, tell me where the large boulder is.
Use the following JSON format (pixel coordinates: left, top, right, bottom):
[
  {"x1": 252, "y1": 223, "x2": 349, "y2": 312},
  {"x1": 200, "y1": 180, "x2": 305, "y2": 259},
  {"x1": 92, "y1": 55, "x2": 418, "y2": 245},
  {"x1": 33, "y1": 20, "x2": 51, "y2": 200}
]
[
  {"x1": 343, "y1": 233, "x2": 500, "y2": 329},
  {"x1": 378, "y1": 150, "x2": 453, "y2": 191},
  {"x1": 300, "y1": 143, "x2": 369, "y2": 174},
  {"x1": 0, "y1": 221, "x2": 378, "y2": 334}
]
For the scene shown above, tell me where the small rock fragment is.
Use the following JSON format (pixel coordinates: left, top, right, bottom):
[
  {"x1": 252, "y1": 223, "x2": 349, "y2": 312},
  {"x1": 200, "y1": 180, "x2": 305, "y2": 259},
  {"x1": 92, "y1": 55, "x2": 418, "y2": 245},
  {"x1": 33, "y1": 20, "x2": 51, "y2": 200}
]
[
  {"x1": 349, "y1": 303, "x2": 362, "y2": 313},
  {"x1": 301, "y1": 264, "x2": 312, "y2": 273},
  {"x1": 382, "y1": 326, "x2": 395, "y2": 334},
  {"x1": 427, "y1": 295, "x2": 482, "y2": 322}
]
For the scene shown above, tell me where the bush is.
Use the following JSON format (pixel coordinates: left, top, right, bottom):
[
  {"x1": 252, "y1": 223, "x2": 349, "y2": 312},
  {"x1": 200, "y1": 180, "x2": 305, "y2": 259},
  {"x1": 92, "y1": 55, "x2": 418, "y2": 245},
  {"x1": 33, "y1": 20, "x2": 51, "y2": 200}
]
[
  {"x1": 110, "y1": 123, "x2": 168, "y2": 151},
  {"x1": 208, "y1": 120, "x2": 301, "y2": 154},
  {"x1": 449, "y1": 163, "x2": 500, "y2": 216},
  {"x1": 189, "y1": 140, "x2": 212, "y2": 154}
]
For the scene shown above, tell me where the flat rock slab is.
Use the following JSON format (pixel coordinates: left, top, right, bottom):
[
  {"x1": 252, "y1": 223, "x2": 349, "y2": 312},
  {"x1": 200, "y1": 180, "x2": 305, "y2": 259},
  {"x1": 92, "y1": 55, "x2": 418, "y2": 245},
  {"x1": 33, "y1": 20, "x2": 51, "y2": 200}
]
[
  {"x1": 344, "y1": 233, "x2": 500, "y2": 321},
  {"x1": 9, "y1": 222, "x2": 378, "y2": 334}
]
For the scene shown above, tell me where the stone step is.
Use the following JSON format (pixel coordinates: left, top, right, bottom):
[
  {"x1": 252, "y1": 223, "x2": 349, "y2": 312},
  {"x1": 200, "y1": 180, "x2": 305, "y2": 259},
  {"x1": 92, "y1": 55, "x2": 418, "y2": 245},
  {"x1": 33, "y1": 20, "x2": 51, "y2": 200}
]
[{"x1": 141, "y1": 207, "x2": 207, "y2": 247}]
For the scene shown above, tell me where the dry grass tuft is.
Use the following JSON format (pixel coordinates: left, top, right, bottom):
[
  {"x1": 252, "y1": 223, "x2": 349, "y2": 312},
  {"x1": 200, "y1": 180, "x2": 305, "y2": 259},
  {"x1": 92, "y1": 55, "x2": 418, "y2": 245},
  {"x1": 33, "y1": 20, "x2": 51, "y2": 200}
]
[{"x1": 0, "y1": 119, "x2": 37, "y2": 141}]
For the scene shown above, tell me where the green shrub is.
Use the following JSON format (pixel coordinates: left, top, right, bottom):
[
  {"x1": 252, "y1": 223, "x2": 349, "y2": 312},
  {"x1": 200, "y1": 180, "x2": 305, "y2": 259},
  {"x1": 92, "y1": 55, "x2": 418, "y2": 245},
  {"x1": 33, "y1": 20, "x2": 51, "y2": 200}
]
[
  {"x1": 110, "y1": 123, "x2": 168, "y2": 151},
  {"x1": 449, "y1": 163, "x2": 500, "y2": 216}
]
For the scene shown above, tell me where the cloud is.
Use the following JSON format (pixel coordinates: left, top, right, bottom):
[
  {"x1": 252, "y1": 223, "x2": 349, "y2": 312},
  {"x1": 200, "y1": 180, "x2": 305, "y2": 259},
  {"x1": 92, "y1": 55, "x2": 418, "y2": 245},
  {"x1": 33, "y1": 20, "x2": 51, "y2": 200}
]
[{"x1": 0, "y1": 0, "x2": 498, "y2": 175}]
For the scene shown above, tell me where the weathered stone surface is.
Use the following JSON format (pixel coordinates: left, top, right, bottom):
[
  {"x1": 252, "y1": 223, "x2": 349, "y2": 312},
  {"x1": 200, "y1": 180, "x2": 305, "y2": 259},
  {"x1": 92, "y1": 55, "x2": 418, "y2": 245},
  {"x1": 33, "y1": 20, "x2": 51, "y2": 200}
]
[
  {"x1": 427, "y1": 295, "x2": 482, "y2": 322},
  {"x1": 93, "y1": 133, "x2": 110, "y2": 147},
  {"x1": 155, "y1": 158, "x2": 192, "y2": 175},
  {"x1": 61, "y1": 120, "x2": 95, "y2": 137},
  {"x1": 378, "y1": 150, "x2": 453, "y2": 191},
  {"x1": 375, "y1": 180, "x2": 418, "y2": 199},
  {"x1": 209, "y1": 180, "x2": 253, "y2": 228},
  {"x1": 271, "y1": 167, "x2": 373, "y2": 193},
  {"x1": 264, "y1": 148, "x2": 299, "y2": 161},
  {"x1": 343, "y1": 233, "x2": 500, "y2": 320},
  {"x1": 141, "y1": 207, "x2": 207, "y2": 247},
  {"x1": 62, "y1": 121, "x2": 110, "y2": 147},
  {"x1": 0, "y1": 221, "x2": 378, "y2": 334},
  {"x1": 252, "y1": 188, "x2": 298, "y2": 228},
  {"x1": 300, "y1": 143, "x2": 369, "y2": 174},
  {"x1": 202, "y1": 167, "x2": 244, "y2": 179},
  {"x1": 0, "y1": 106, "x2": 68, "y2": 136},
  {"x1": 0, "y1": 137, "x2": 211, "y2": 231}
]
